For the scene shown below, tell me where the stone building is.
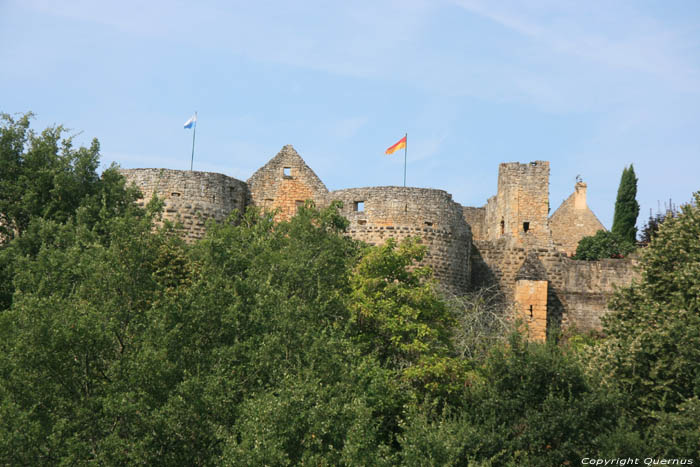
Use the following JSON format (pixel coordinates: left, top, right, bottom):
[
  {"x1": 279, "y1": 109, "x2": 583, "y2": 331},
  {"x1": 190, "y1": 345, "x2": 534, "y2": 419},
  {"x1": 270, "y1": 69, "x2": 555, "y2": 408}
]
[
  {"x1": 549, "y1": 181, "x2": 606, "y2": 256},
  {"x1": 120, "y1": 144, "x2": 638, "y2": 339},
  {"x1": 246, "y1": 145, "x2": 328, "y2": 221}
]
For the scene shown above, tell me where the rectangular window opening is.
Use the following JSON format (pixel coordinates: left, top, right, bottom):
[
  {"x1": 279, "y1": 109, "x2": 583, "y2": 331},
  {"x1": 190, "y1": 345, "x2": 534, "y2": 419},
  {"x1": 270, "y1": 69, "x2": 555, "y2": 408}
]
[
  {"x1": 523, "y1": 222, "x2": 530, "y2": 233},
  {"x1": 354, "y1": 201, "x2": 364, "y2": 212},
  {"x1": 283, "y1": 167, "x2": 292, "y2": 177},
  {"x1": 424, "y1": 221, "x2": 433, "y2": 227},
  {"x1": 529, "y1": 304, "x2": 533, "y2": 318},
  {"x1": 171, "y1": 192, "x2": 181, "y2": 197}
]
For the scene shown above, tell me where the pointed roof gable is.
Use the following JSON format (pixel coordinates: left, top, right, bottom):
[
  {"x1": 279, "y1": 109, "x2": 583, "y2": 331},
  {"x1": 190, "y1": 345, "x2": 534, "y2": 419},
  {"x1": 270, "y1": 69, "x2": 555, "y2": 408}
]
[
  {"x1": 246, "y1": 145, "x2": 329, "y2": 216},
  {"x1": 550, "y1": 181, "x2": 606, "y2": 256},
  {"x1": 550, "y1": 182, "x2": 605, "y2": 229},
  {"x1": 247, "y1": 144, "x2": 328, "y2": 193},
  {"x1": 515, "y1": 251, "x2": 548, "y2": 281}
]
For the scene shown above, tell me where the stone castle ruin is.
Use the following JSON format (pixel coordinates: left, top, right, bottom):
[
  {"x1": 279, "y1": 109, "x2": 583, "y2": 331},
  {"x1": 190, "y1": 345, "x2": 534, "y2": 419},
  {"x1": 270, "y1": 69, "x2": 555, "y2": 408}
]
[{"x1": 120, "y1": 145, "x2": 637, "y2": 339}]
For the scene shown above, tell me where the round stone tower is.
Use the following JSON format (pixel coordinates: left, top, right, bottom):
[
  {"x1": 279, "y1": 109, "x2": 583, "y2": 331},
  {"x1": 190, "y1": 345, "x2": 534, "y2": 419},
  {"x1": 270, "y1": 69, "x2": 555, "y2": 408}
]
[
  {"x1": 119, "y1": 168, "x2": 247, "y2": 241},
  {"x1": 330, "y1": 186, "x2": 472, "y2": 294}
]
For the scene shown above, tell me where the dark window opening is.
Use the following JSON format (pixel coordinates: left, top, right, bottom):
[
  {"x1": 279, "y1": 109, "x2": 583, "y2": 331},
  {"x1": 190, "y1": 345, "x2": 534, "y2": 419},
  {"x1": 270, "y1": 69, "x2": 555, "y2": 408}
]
[
  {"x1": 212, "y1": 195, "x2": 216, "y2": 203},
  {"x1": 529, "y1": 304, "x2": 533, "y2": 318},
  {"x1": 500, "y1": 219, "x2": 505, "y2": 235},
  {"x1": 171, "y1": 192, "x2": 181, "y2": 197},
  {"x1": 424, "y1": 221, "x2": 433, "y2": 227},
  {"x1": 358, "y1": 219, "x2": 367, "y2": 225},
  {"x1": 354, "y1": 201, "x2": 364, "y2": 212},
  {"x1": 283, "y1": 167, "x2": 291, "y2": 177},
  {"x1": 523, "y1": 222, "x2": 530, "y2": 233}
]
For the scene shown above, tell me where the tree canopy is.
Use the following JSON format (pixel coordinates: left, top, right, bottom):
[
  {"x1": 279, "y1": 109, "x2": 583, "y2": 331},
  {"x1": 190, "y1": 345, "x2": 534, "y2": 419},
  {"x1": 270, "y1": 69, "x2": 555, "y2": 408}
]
[
  {"x1": 1, "y1": 116, "x2": 698, "y2": 463},
  {"x1": 573, "y1": 229, "x2": 636, "y2": 260}
]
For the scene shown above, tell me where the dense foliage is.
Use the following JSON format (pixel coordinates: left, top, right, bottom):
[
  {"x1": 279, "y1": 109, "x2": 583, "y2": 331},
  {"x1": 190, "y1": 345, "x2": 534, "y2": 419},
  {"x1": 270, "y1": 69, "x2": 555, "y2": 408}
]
[
  {"x1": 1, "y1": 116, "x2": 698, "y2": 464},
  {"x1": 639, "y1": 203, "x2": 679, "y2": 245},
  {"x1": 611, "y1": 164, "x2": 640, "y2": 244},
  {"x1": 573, "y1": 229, "x2": 636, "y2": 260},
  {"x1": 598, "y1": 193, "x2": 700, "y2": 456}
]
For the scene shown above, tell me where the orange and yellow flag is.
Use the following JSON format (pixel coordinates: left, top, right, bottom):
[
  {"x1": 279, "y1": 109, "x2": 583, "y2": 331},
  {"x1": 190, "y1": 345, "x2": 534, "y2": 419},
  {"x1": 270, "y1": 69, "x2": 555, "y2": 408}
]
[{"x1": 385, "y1": 135, "x2": 407, "y2": 155}]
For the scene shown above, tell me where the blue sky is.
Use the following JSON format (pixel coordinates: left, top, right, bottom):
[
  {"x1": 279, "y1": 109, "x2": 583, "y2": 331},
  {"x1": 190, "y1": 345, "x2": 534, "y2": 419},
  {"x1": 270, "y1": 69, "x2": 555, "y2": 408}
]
[{"x1": 2, "y1": 0, "x2": 699, "y2": 230}]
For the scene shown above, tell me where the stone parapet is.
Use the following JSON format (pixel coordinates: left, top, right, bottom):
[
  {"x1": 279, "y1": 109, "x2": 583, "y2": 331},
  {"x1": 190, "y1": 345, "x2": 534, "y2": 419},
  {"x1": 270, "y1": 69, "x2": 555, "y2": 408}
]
[
  {"x1": 119, "y1": 168, "x2": 247, "y2": 241},
  {"x1": 331, "y1": 186, "x2": 472, "y2": 294},
  {"x1": 472, "y1": 239, "x2": 638, "y2": 333}
]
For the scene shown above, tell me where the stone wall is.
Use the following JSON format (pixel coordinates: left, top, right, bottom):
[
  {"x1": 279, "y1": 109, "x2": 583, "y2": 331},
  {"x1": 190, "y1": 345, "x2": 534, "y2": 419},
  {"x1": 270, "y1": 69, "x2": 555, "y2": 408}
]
[
  {"x1": 119, "y1": 168, "x2": 247, "y2": 241},
  {"x1": 462, "y1": 206, "x2": 486, "y2": 241},
  {"x1": 330, "y1": 187, "x2": 472, "y2": 294},
  {"x1": 247, "y1": 145, "x2": 329, "y2": 221},
  {"x1": 549, "y1": 182, "x2": 606, "y2": 256},
  {"x1": 484, "y1": 161, "x2": 551, "y2": 246},
  {"x1": 557, "y1": 257, "x2": 639, "y2": 331},
  {"x1": 472, "y1": 239, "x2": 638, "y2": 332}
]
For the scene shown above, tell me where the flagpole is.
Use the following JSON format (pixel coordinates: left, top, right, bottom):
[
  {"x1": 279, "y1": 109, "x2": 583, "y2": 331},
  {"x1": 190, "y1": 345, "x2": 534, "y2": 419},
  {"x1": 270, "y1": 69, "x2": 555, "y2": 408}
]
[
  {"x1": 403, "y1": 132, "x2": 407, "y2": 187},
  {"x1": 190, "y1": 111, "x2": 197, "y2": 171}
]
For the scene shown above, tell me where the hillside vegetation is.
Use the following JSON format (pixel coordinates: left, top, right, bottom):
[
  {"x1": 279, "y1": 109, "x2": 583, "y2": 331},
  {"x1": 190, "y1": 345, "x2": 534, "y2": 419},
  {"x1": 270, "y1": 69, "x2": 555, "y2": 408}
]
[{"x1": 1, "y1": 115, "x2": 698, "y2": 464}]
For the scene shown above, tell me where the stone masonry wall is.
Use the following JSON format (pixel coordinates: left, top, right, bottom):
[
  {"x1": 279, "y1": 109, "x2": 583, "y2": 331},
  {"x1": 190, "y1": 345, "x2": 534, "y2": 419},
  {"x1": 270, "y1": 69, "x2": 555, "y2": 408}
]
[
  {"x1": 331, "y1": 187, "x2": 472, "y2": 294},
  {"x1": 119, "y1": 168, "x2": 247, "y2": 241},
  {"x1": 462, "y1": 206, "x2": 486, "y2": 241},
  {"x1": 472, "y1": 240, "x2": 638, "y2": 332},
  {"x1": 557, "y1": 257, "x2": 639, "y2": 331},
  {"x1": 484, "y1": 161, "x2": 551, "y2": 246},
  {"x1": 247, "y1": 145, "x2": 329, "y2": 221}
]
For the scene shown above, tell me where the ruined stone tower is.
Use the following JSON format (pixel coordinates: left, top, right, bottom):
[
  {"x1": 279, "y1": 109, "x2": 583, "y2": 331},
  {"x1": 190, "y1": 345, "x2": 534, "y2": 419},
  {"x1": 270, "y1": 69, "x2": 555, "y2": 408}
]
[
  {"x1": 330, "y1": 186, "x2": 472, "y2": 294},
  {"x1": 119, "y1": 168, "x2": 247, "y2": 241},
  {"x1": 484, "y1": 161, "x2": 551, "y2": 246}
]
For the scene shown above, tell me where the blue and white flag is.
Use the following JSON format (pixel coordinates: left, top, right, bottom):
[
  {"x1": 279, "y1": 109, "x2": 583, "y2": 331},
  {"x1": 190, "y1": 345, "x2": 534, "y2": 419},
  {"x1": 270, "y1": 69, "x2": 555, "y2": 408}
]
[{"x1": 184, "y1": 114, "x2": 197, "y2": 129}]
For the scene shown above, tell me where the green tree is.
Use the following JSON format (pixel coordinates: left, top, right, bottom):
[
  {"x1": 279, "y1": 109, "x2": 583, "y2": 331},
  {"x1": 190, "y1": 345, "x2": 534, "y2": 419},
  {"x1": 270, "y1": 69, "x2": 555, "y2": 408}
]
[
  {"x1": 398, "y1": 334, "x2": 624, "y2": 465},
  {"x1": 594, "y1": 192, "x2": 700, "y2": 456},
  {"x1": 573, "y1": 229, "x2": 636, "y2": 260},
  {"x1": 0, "y1": 201, "x2": 187, "y2": 464},
  {"x1": 0, "y1": 113, "x2": 142, "y2": 310},
  {"x1": 639, "y1": 202, "x2": 679, "y2": 246},
  {"x1": 348, "y1": 237, "x2": 453, "y2": 365},
  {"x1": 0, "y1": 112, "x2": 138, "y2": 240},
  {"x1": 611, "y1": 164, "x2": 640, "y2": 244},
  {"x1": 0, "y1": 200, "x2": 414, "y2": 464}
]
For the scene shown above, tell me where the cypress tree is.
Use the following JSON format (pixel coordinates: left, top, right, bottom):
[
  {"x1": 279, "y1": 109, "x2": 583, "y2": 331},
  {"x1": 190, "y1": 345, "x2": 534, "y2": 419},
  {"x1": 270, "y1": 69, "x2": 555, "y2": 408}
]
[{"x1": 611, "y1": 164, "x2": 640, "y2": 244}]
